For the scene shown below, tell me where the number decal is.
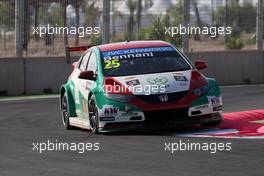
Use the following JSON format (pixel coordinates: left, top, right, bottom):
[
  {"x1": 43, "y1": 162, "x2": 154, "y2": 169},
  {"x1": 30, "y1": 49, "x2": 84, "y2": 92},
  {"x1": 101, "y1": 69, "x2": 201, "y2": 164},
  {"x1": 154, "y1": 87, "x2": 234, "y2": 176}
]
[
  {"x1": 104, "y1": 60, "x2": 112, "y2": 69},
  {"x1": 104, "y1": 59, "x2": 120, "y2": 69},
  {"x1": 111, "y1": 59, "x2": 121, "y2": 68}
]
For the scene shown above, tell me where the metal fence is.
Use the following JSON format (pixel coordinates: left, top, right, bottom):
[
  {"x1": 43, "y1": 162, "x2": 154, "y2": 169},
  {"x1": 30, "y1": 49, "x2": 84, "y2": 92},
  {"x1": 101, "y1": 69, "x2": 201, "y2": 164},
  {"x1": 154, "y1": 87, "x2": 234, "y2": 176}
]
[{"x1": 0, "y1": 0, "x2": 262, "y2": 57}]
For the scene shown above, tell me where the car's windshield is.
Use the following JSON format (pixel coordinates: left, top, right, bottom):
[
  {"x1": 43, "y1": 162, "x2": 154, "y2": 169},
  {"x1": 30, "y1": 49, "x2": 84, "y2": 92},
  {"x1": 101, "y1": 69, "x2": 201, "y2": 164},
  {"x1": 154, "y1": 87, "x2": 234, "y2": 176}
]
[{"x1": 101, "y1": 46, "x2": 191, "y2": 76}]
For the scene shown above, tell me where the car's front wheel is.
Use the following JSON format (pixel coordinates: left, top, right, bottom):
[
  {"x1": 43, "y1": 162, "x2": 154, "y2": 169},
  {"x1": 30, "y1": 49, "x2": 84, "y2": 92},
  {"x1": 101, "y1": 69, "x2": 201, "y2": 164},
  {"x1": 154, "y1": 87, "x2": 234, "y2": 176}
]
[
  {"x1": 61, "y1": 94, "x2": 72, "y2": 129},
  {"x1": 89, "y1": 95, "x2": 99, "y2": 133}
]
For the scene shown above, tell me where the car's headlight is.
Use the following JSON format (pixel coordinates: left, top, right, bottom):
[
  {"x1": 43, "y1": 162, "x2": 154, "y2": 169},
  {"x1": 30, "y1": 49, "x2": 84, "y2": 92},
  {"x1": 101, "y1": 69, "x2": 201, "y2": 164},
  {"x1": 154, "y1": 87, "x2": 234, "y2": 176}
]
[
  {"x1": 105, "y1": 93, "x2": 134, "y2": 103},
  {"x1": 192, "y1": 84, "x2": 210, "y2": 96}
]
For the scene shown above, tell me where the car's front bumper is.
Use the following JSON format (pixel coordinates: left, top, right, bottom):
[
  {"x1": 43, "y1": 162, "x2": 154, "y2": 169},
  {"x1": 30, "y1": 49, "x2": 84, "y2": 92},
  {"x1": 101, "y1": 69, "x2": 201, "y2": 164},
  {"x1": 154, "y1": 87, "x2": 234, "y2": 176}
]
[
  {"x1": 98, "y1": 112, "x2": 223, "y2": 132},
  {"x1": 95, "y1": 79, "x2": 223, "y2": 132},
  {"x1": 95, "y1": 94, "x2": 223, "y2": 130}
]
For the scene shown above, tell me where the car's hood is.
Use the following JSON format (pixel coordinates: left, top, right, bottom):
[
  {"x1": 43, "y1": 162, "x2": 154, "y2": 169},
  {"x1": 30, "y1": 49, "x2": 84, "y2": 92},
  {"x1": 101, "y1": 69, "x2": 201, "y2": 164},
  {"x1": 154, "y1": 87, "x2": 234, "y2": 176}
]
[{"x1": 113, "y1": 70, "x2": 192, "y2": 95}]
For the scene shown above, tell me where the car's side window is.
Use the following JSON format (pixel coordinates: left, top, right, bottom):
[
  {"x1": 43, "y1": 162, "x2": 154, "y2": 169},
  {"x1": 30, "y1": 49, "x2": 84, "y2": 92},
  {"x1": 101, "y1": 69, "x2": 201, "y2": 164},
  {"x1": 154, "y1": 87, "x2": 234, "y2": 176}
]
[
  {"x1": 79, "y1": 51, "x2": 91, "y2": 71},
  {"x1": 86, "y1": 52, "x2": 97, "y2": 73}
]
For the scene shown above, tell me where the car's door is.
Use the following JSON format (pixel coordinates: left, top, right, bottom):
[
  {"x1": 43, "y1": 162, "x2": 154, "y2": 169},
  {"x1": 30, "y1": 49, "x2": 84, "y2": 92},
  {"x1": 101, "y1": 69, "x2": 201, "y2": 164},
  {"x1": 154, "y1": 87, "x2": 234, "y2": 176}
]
[
  {"x1": 79, "y1": 51, "x2": 98, "y2": 126},
  {"x1": 73, "y1": 51, "x2": 91, "y2": 119}
]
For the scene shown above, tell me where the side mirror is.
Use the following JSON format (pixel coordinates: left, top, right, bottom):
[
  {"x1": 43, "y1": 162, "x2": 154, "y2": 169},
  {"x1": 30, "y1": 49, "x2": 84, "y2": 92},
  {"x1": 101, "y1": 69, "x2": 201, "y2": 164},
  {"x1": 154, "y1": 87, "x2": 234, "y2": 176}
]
[
  {"x1": 195, "y1": 60, "x2": 207, "y2": 70},
  {"x1": 78, "y1": 70, "x2": 96, "y2": 80},
  {"x1": 72, "y1": 62, "x2": 78, "y2": 69}
]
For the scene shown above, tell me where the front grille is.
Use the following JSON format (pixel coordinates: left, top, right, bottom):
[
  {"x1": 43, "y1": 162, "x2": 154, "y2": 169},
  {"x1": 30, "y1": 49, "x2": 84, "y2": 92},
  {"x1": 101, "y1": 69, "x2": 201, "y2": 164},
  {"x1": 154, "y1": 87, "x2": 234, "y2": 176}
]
[
  {"x1": 143, "y1": 108, "x2": 189, "y2": 125},
  {"x1": 136, "y1": 91, "x2": 189, "y2": 104}
]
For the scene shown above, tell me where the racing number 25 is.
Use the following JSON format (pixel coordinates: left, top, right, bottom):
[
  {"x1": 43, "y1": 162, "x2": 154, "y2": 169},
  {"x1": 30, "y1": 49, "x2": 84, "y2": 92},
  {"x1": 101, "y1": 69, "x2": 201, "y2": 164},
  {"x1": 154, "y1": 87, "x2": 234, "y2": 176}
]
[{"x1": 104, "y1": 59, "x2": 120, "y2": 69}]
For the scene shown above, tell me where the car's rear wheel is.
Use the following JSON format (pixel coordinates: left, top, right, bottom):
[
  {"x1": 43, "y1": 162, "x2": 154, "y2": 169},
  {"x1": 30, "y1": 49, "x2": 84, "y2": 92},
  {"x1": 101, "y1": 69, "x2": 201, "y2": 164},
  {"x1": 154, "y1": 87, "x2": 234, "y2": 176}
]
[
  {"x1": 61, "y1": 94, "x2": 72, "y2": 129},
  {"x1": 89, "y1": 95, "x2": 99, "y2": 134}
]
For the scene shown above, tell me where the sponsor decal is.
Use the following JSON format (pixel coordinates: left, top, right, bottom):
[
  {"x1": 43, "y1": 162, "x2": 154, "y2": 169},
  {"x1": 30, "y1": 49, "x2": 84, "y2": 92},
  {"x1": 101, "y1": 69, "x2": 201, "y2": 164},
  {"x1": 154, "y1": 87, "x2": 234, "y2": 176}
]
[
  {"x1": 102, "y1": 46, "x2": 176, "y2": 70},
  {"x1": 126, "y1": 79, "x2": 140, "y2": 86},
  {"x1": 103, "y1": 52, "x2": 154, "y2": 60},
  {"x1": 174, "y1": 75, "x2": 188, "y2": 82},
  {"x1": 102, "y1": 105, "x2": 119, "y2": 116},
  {"x1": 207, "y1": 96, "x2": 221, "y2": 106},
  {"x1": 104, "y1": 59, "x2": 121, "y2": 69},
  {"x1": 102, "y1": 46, "x2": 175, "y2": 59},
  {"x1": 159, "y1": 94, "x2": 169, "y2": 103},
  {"x1": 147, "y1": 76, "x2": 168, "y2": 85},
  {"x1": 100, "y1": 116, "x2": 115, "y2": 121}
]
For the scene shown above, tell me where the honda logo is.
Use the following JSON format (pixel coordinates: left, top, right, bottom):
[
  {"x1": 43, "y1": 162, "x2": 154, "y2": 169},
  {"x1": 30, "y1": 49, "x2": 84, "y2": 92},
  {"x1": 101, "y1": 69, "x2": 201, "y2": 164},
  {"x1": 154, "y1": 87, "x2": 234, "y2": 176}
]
[{"x1": 159, "y1": 95, "x2": 169, "y2": 103}]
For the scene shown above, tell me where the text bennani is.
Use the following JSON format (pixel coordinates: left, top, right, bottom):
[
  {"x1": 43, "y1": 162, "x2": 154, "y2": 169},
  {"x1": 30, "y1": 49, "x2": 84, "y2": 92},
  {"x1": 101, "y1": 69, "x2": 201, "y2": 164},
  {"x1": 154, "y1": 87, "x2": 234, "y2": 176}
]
[{"x1": 103, "y1": 52, "x2": 154, "y2": 60}]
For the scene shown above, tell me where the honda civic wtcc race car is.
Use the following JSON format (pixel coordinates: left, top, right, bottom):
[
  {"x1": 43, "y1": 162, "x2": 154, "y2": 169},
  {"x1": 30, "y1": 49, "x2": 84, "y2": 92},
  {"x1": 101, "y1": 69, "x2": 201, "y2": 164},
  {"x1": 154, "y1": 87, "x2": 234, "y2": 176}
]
[{"x1": 60, "y1": 40, "x2": 223, "y2": 133}]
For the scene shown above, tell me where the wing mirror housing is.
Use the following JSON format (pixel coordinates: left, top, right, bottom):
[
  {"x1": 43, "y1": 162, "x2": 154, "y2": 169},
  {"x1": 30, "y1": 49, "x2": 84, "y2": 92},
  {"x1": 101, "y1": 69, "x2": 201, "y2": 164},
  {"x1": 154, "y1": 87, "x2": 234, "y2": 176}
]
[
  {"x1": 72, "y1": 62, "x2": 78, "y2": 69},
  {"x1": 78, "y1": 70, "x2": 96, "y2": 80},
  {"x1": 194, "y1": 60, "x2": 207, "y2": 70}
]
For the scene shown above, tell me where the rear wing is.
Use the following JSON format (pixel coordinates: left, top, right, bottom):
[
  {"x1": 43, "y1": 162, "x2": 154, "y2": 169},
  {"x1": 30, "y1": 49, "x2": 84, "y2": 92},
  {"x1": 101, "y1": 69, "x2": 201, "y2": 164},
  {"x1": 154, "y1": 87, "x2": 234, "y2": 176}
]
[{"x1": 65, "y1": 45, "x2": 93, "y2": 64}]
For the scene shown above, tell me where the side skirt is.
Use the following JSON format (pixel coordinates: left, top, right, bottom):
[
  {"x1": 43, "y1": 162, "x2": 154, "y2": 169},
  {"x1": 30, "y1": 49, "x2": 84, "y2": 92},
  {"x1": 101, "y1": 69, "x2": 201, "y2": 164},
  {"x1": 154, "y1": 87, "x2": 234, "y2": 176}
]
[{"x1": 69, "y1": 117, "x2": 90, "y2": 130}]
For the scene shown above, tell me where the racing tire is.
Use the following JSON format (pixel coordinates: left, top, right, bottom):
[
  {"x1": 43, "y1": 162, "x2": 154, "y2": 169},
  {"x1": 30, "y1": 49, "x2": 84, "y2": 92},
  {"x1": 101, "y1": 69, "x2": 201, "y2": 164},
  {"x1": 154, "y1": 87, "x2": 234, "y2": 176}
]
[
  {"x1": 89, "y1": 95, "x2": 99, "y2": 134},
  {"x1": 61, "y1": 94, "x2": 72, "y2": 129}
]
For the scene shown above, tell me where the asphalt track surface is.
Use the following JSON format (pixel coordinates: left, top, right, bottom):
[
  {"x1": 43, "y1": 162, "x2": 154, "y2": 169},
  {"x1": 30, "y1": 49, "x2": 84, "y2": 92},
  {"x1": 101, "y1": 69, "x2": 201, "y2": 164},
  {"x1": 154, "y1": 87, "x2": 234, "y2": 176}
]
[{"x1": 0, "y1": 85, "x2": 264, "y2": 176}]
